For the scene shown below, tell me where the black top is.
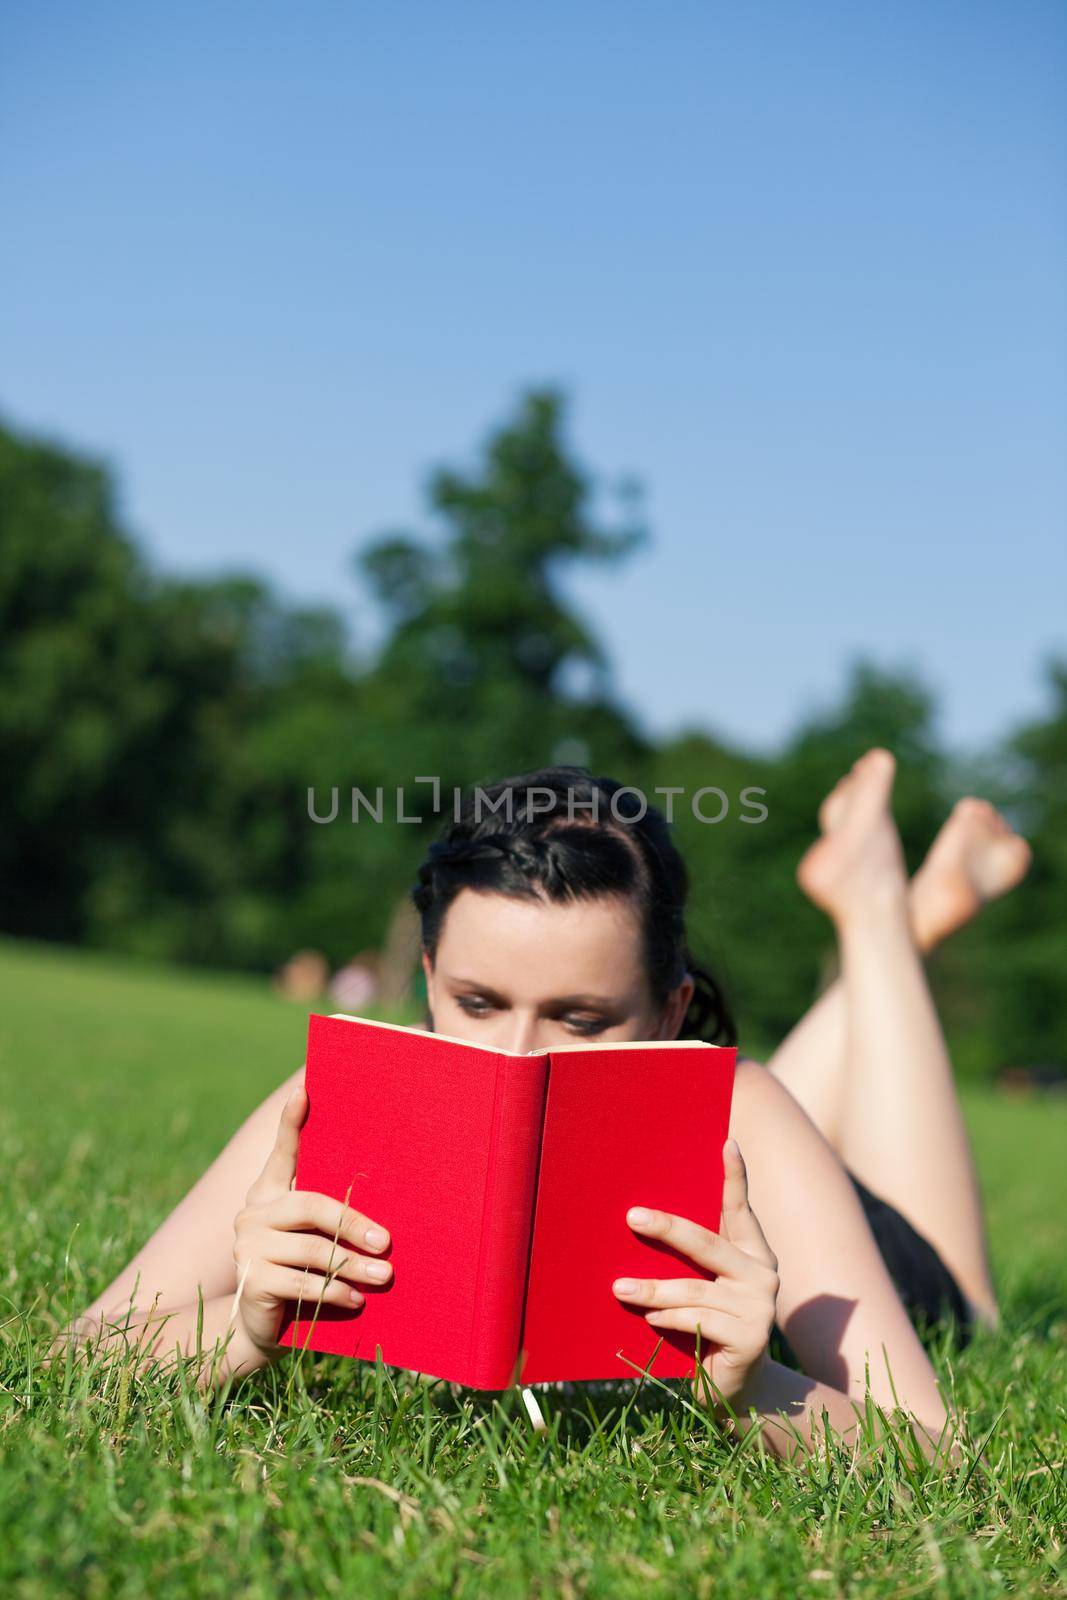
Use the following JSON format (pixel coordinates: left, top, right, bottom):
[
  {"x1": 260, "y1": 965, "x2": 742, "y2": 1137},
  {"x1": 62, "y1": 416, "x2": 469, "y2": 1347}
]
[
  {"x1": 850, "y1": 1174, "x2": 974, "y2": 1339},
  {"x1": 770, "y1": 1175, "x2": 974, "y2": 1374}
]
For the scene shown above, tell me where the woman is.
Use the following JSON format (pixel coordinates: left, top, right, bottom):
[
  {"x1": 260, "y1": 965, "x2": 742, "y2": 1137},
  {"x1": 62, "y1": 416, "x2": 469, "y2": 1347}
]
[{"x1": 61, "y1": 751, "x2": 1030, "y2": 1460}]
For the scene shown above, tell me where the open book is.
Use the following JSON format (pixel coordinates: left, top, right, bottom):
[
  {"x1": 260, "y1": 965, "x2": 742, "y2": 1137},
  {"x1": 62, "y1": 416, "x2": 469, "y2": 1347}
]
[{"x1": 277, "y1": 1013, "x2": 737, "y2": 1389}]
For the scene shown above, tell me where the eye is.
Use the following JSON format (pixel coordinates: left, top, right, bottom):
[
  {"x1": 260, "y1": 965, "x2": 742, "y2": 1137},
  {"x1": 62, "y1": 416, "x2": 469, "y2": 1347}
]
[
  {"x1": 562, "y1": 1015, "x2": 610, "y2": 1036},
  {"x1": 454, "y1": 994, "x2": 494, "y2": 1018}
]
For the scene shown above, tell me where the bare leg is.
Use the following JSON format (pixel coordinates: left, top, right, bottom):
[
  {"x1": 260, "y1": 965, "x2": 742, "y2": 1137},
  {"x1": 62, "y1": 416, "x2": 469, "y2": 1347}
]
[
  {"x1": 794, "y1": 750, "x2": 1001, "y2": 1324},
  {"x1": 770, "y1": 790, "x2": 1031, "y2": 1148}
]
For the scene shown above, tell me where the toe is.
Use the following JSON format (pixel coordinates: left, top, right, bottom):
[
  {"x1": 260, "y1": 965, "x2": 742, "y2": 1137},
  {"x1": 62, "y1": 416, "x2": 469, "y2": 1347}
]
[{"x1": 856, "y1": 747, "x2": 897, "y2": 786}]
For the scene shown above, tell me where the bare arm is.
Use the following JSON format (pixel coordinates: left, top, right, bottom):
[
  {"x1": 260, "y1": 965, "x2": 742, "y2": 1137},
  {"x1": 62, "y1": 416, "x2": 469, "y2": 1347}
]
[
  {"x1": 62, "y1": 1293, "x2": 267, "y2": 1390},
  {"x1": 729, "y1": 1059, "x2": 950, "y2": 1439},
  {"x1": 61, "y1": 1070, "x2": 394, "y2": 1395},
  {"x1": 56, "y1": 1065, "x2": 306, "y2": 1389},
  {"x1": 75, "y1": 1065, "x2": 305, "y2": 1329},
  {"x1": 614, "y1": 1087, "x2": 953, "y2": 1462},
  {"x1": 710, "y1": 1357, "x2": 954, "y2": 1462}
]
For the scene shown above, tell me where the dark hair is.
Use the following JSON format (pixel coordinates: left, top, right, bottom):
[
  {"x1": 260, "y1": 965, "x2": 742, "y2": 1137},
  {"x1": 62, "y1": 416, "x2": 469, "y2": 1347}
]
[{"x1": 411, "y1": 766, "x2": 736, "y2": 1046}]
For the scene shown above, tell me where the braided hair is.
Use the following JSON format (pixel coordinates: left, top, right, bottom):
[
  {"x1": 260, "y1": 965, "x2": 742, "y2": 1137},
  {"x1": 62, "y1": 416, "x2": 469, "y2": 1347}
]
[{"x1": 411, "y1": 766, "x2": 736, "y2": 1046}]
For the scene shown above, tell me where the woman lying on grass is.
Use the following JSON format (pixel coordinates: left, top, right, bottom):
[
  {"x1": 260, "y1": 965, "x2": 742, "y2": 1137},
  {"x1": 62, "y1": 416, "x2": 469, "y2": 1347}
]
[{"x1": 60, "y1": 752, "x2": 1031, "y2": 1460}]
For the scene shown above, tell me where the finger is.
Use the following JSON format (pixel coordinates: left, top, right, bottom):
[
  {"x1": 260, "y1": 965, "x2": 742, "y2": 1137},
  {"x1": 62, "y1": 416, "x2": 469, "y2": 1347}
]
[
  {"x1": 253, "y1": 1232, "x2": 394, "y2": 1287},
  {"x1": 249, "y1": 1262, "x2": 366, "y2": 1311},
  {"x1": 251, "y1": 1085, "x2": 309, "y2": 1202},
  {"x1": 625, "y1": 1205, "x2": 753, "y2": 1279},
  {"x1": 267, "y1": 1189, "x2": 391, "y2": 1253},
  {"x1": 643, "y1": 1306, "x2": 737, "y2": 1345},
  {"x1": 719, "y1": 1139, "x2": 777, "y2": 1265},
  {"x1": 612, "y1": 1275, "x2": 745, "y2": 1315}
]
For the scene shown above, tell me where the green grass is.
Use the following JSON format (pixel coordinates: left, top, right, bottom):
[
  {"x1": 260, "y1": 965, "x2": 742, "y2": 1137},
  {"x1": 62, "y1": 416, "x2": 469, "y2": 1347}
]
[{"x1": 0, "y1": 935, "x2": 1064, "y2": 1598}]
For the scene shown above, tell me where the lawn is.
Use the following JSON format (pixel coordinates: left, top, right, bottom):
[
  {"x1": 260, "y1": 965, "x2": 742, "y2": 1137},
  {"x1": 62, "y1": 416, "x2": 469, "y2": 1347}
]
[{"x1": 0, "y1": 936, "x2": 1063, "y2": 1598}]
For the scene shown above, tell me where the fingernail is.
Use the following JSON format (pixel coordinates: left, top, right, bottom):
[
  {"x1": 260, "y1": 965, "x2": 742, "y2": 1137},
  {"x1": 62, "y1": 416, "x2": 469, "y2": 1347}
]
[
  {"x1": 627, "y1": 1207, "x2": 652, "y2": 1226},
  {"x1": 613, "y1": 1278, "x2": 639, "y2": 1294},
  {"x1": 349, "y1": 1289, "x2": 364, "y2": 1305},
  {"x1": 365, "y1": 1226, "x2": 388, "y2": 1249},
  {"x1": 364, "y1": 1259, "x2": 391, "y2": 1281}
]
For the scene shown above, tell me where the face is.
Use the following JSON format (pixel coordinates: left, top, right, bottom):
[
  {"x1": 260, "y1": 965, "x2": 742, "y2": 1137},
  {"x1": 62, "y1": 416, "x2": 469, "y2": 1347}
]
[{"x1": 422, "y1": 887, "x2": 695, "y2": 1053}]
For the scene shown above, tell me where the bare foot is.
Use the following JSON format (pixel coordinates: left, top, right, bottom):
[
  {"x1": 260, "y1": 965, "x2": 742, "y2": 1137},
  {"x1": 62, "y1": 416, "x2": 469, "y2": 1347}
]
[
  {"x1": 797, "y1": 749, "x2": 908, "y2": 925},
  {"x1": 909, "y1": 798, "x2": 1032, "y2": 953}
]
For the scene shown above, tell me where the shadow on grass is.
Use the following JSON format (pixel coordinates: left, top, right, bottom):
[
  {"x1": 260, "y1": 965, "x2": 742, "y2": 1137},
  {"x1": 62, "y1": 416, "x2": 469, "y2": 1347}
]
[{"x1": 342, "y1": 1365, "x2": 702, "y2": 1451}]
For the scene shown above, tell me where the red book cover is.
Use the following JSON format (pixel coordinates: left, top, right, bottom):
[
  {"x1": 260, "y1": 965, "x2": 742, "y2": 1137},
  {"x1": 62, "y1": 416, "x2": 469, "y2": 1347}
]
[
  {"x1": 517, "y1": 1041, "x2": 735, "y2": 1384},
  {"x1": 277, "y1": 1014, "x2": 736, "y2": 1389}
]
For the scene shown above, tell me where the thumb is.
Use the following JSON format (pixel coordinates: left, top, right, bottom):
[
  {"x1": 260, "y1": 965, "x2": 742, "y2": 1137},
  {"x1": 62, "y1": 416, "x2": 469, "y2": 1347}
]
[
  {"x1": 719, "y1": 1137, "x2": 775, "y2": 1264},
  {"x1": 253, "y1": 1082, "x2": 309, "y2": 1201}
]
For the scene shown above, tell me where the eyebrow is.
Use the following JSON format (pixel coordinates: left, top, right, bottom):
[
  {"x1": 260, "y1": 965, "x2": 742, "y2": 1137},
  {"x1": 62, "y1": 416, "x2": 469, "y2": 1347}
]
[{"x1": 447, "y1": 979, "x2": 615, "y2": 1008}]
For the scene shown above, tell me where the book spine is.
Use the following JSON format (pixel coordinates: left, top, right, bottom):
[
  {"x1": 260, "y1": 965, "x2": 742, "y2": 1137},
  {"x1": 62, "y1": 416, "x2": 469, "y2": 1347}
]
[{"x1": 466, "y1": 1054, "x2": 549, "y2": 1389}]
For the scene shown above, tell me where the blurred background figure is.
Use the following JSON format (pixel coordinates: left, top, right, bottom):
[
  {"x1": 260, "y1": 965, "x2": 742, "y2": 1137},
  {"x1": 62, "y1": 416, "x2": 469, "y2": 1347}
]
[
  {"x1": 273, "y1": 950, "x2": 329, "y2": 1004},
  {"x1": 327, "y1": 949, "x2": 381, "y2": 1011}
]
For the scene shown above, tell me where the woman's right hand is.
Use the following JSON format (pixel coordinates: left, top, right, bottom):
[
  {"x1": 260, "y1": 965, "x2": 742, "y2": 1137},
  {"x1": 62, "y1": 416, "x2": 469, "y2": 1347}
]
[{"x1": 230, "y1": 1083, "x2": 393, "y2": 1361}]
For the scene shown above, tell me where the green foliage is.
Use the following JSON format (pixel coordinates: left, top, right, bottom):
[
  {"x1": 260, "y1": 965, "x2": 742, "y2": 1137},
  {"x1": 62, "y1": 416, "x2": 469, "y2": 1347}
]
[
  {"x1": 352, "y1": 387, "x2": 649, "y2": 789},
  {"x1": 1, "y1": 398, "x2": 1065, "y2": 1078},
  {"x1": 943, "y1": 662, "x2": 1067, "y2": 1074},
  {"x1": 360, "y1": 389, "x2": 644, "y2": 702}
]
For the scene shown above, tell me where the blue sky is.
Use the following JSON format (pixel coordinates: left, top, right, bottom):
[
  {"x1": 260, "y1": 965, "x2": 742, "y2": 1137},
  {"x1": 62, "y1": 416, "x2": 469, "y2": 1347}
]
[{"x1": 4, "y1": 1, "x2": 1065, "y2": 754}]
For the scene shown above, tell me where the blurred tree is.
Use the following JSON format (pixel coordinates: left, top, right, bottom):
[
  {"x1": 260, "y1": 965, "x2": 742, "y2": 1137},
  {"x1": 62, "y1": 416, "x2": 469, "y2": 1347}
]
[
  {"x1": 0, "y1": 419, "x2": 154, "y2": 942},
  {"x1": 1, "y1": 404, "x2": 1062, "y2": 1080},
  {"x1": 353, "y1": 388, "x2": 648, "y2": 778},
  {"x1": 0, "y1": 416, "x2": 358, "y2": 965},
  {"x1": 285, "y1": 388, "x2": 654, "y2": 971},
  {"x1": 937, "y1": 660, "x2": 1067, "y2": 1078},
  {"x1": 1000, "y1": 660, "x2": 1067, "y2": 1066},
  {"x1": 360, "y1": 389, "x2": 644, "y2": 700}
]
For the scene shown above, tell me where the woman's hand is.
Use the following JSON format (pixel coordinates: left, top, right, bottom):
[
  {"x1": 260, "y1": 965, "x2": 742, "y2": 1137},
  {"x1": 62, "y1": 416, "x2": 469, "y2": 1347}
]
[
  {"x1": 230, "y1": 1084, "x2": 394, "y2": 1361},
  {"x1": 612, "y1": 1138, "x2": 779, "y2": 1412}
]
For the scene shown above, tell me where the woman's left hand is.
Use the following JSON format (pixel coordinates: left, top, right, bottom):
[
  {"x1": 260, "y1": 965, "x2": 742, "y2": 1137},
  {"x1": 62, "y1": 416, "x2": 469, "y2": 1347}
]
[{"x1": 612, "y1": 1137, "x2": 780, "y2": 1411}]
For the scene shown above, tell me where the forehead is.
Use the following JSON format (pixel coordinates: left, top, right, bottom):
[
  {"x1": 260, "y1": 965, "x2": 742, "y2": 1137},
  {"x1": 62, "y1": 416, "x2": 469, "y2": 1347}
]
[{"x1": 434, "y1": 888, "x2": 646, "y2": 993}]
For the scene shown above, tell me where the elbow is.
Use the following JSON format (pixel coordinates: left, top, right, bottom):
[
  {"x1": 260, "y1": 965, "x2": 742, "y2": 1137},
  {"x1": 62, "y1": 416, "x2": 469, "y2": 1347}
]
[
  {"x1": 43, "y1": 1309, "x2": 101, "y2": 1370},
  {"x1": 47, "y1": 1296, "x2": 158, "y2": 1368}
]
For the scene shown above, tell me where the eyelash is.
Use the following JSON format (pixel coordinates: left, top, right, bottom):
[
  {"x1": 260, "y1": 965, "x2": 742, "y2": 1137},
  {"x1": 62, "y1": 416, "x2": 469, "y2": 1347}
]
[{"x1": 453, "y1": 996, "x2": 609, "y2": 1036}]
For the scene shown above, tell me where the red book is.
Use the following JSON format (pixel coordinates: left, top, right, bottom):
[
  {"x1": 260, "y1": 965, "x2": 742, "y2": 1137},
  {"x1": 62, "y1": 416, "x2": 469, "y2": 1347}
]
[{"x1": 277, "y1": 1013, "x2": 736, "y2": 1389}]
